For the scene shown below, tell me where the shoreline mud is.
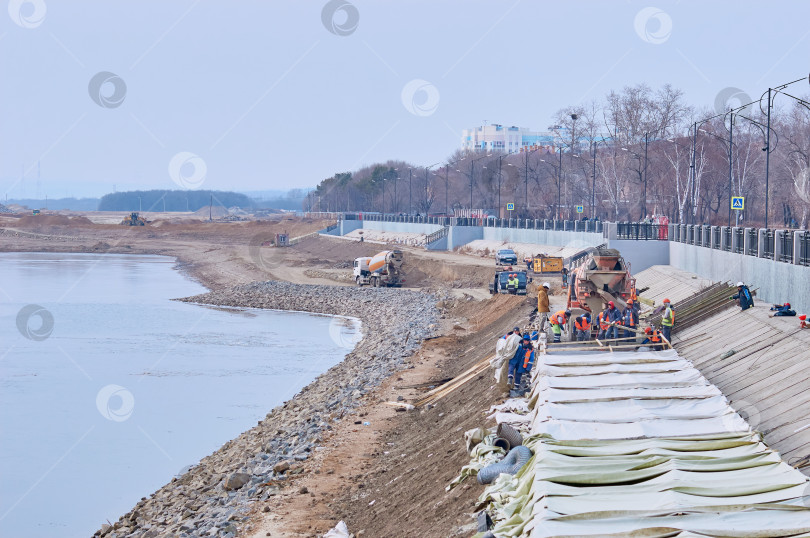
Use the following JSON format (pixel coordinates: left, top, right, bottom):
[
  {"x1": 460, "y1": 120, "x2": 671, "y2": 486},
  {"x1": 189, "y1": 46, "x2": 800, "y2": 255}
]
[{"x1": 95, "y1": 280, "x2": 439, "y2": 538}]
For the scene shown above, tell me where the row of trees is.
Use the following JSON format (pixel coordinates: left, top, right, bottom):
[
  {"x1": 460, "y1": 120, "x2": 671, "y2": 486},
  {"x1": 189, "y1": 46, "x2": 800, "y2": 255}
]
[
  {"x1": 309, "y1": 80, "x2": 810, "y2": 228},
  {"x1": 99, "y1": 190, "x2": 252, "y2": 212}
]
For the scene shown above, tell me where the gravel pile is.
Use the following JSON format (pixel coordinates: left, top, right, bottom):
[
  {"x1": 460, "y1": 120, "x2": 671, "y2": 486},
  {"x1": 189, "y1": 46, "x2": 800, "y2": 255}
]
[{"x1": 95, "y1": 281, "x2": 438, "y2": 538}]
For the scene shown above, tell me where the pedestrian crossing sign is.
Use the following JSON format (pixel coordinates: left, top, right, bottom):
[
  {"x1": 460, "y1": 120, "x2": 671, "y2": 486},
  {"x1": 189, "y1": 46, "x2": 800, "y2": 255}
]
[
  {"x1": 506, "y1": 202, "x2": 515, "y2": 211},
  {"x1": 731, "y1": 196, "x2": 744, "y2": 210},
  {"x1": 576, "y1": 205, "x2": 584, "y2": 213}
]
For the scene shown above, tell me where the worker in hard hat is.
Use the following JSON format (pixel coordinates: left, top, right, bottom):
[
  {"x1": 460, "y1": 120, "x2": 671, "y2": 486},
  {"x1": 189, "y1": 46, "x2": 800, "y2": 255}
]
[
  {"x1": 603, "y1": 301, "x2": 622, "y2": 340},
  {"x1": 574, "y1": 312, "x2": 591, "y2": 341},
  {"x1": 507, "y1": 273, "x2": 519, "y2": 294},
  {"x1": 641, "y1": 326, "x2": 662, "y2": 350},
  {"x1": 536, "y1": 282, "x2": 550, "y2": 332},
  {"x1": 549, "y1": 309, "x2": 570, "y2": 343},
  {"x1": 661, "y1": 298, "x2": 674, "y2": 342},
  {"x1": 730, "y1": 282, "x2": 754, "y2": 311},
  {"x1": 623, "y1": 298, "x2": 638, "y2": 339},
  {"x1": 596, "y1": 309, "x2": 609, "y2": 340}
]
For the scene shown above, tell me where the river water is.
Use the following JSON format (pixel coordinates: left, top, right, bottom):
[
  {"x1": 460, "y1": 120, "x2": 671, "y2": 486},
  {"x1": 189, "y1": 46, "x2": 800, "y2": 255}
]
[{"x1": 0, "y1": 253, "x2": 360, "y2": 537}]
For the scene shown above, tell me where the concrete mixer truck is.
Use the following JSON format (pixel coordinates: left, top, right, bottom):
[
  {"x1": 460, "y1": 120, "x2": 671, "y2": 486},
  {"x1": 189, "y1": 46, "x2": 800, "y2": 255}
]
[{"x1": 353, "y1": 250, "x2": 404, "y2": 287}]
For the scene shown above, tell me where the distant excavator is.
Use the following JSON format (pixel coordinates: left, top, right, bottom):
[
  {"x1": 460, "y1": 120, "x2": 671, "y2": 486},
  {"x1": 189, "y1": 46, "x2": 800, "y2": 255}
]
[
  {"x1": 567, "y1": 248, "x2": 635, "y2": 315},
  {"x1": 120, "y1": 212, "x2": 146, "y2": 226}
]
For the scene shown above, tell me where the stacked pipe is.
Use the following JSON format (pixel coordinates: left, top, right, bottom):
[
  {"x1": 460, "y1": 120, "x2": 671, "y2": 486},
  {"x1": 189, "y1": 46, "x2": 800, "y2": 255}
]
[{"x1": 645, "y1": 282, "x2": 741, "y2": 333}]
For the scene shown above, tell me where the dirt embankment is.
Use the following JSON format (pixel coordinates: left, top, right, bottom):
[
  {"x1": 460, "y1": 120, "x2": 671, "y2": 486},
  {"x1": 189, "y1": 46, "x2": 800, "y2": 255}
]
[{"x1": 244, "y1": 293, "x2": 535, "y2": 537}]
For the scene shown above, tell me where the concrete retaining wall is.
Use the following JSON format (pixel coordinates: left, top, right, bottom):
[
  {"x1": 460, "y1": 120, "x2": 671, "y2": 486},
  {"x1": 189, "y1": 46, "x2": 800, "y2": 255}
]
[
  {"x1": 481, "y1": 228, "x2": 603, "y2": 249},
  {"x1": 338, "y1": 220, "x2": 363, "y2": 235},
  {"x1": 607, "y1": 240, "x2": 670, "y2": 273},
  {"x1": 447, "y1": 226, "x2": 484, "y2": 250},
  {"x1": 360, "y1": 220, "x2": 443, "y2": 235},
  {"x1": 669, "y1": 242, "x2": 810, "y2": 312}
]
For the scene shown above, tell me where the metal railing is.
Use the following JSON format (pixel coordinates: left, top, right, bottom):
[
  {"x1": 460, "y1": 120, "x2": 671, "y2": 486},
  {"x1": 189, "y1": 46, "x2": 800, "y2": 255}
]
[
  {"x1": 326, "y1": 212, "x2": 808, "y2": 267},
  {"x1": 424, "y1": 226, "x2": 449, "y2": 245},
  {"x1": 615, "y1": 222, "x2": 669, "y2": 240},
  {"x1": 761, "y1": 229, "x2": 774, "y2": 259},
  {"x1": 746, "y1": 229, "x2": 758, "y2": 256},
  {"x1": 733, "y1": 228, "x2": 744, "y2": 253},
  {"x1": 799, "y1": 232, "x2": 810, "y2": 266},
  {"x1": 337, "y1": 213, "x2": 603, "y2": 233},
  {"x1": 779, "y1": 231, "x2": 793, "y2": 263}
]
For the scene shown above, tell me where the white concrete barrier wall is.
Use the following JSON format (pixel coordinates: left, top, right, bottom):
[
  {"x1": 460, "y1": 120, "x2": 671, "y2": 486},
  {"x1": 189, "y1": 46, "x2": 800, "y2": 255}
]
[
  {"x1": 669, "y1": 241, "x2": 810, "y2": 312},
  {"x1": 482, "y1": 227, "x2": 603, "y2": 249},
  {"x1": 360, "y1": 220, "x2": 444, "y2": 235},
  {"x1": 607, "y1": 239, "x2": 670, "y2": 273}
]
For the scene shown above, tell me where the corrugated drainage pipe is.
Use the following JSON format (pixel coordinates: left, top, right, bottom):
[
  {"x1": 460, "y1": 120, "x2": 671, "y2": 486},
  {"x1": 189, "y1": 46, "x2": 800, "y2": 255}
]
[
  {"x1": 492, "y1": 437, "x2": 511, "y2": 452},
  {"x1": 496, "y1": 423, "x2": 523, "y2": 448},
  {"x1": 476, "y1": 445, "x2": 533, "y2": 485}
]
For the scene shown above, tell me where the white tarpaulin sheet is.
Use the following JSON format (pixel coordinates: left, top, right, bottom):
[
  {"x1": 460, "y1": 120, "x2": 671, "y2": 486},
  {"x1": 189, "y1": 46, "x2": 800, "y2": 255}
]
[{"x1": 474, "y1": 349, "x2": 810, "y2": 537}]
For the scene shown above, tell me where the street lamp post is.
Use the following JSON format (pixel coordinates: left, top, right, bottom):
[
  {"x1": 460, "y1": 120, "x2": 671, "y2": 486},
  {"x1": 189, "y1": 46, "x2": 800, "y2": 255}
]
[
  {"x1": 392, "y1": 168, "x2": 398, "y2": 213},
  {"x1": 557, "y1": 145, "x2": 563, "y2": 220},
  {"x1": 408, "y1": 168, "x2": 413, "y2": 215},
  {"x1": 468, "y1": 153, "x2": 491, "y2": 214},
  {"x1": 485, "y1": 155, "x2": 507, "y2": 217},
  {"x1": 521, "y1": 146, "x2": 542, "y2": 214},
  {"x1": 766, "y1": 77, "x2": 810, "y2": 227},
  {"x1": 643, "y1": 132, "x2": 648, "y2": 219},
  {"x1": 423, "y1": 162, "x2": 440, "y2": 215},
  {"x1": 728, "y1": 113, "x2": 734, "y2": 227},
  {"x1": 765, "y1": 87, "x2": 772, "y2": 229},
  {"x1": 445, "y1": 165, "x2": 450, "y2": 216}
]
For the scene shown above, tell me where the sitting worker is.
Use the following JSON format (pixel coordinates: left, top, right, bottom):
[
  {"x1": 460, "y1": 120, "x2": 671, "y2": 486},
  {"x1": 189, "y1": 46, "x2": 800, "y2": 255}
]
[
  {"x1": 549, "y1": 309, "x2": 570, "y2": 343},
  {"x1": 623, "y1": 298, "x2": 638, "y2": 339},
  {"x1": 641, "y1": 326, "x2": 663, "y2": 350},
  {"x1": 574, "y1": 312, "x2": 591, "y2": 341},
  {"x1": 603, "y1": 301, "x2": 622, "y2": 340},
  {"x1": 730, "y1": 282, "x2": 754, "y2": 311}
]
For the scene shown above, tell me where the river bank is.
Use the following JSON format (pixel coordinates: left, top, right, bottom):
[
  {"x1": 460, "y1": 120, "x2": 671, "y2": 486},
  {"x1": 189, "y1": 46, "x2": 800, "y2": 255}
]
[{"x1": 95, "y1": 281, "x2": 440, "y2": 537}]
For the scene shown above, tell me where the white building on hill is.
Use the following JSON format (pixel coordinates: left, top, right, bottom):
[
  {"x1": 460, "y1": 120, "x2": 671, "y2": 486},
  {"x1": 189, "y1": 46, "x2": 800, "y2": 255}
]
[{"x1": 461, "y1": 124, "x2": 558, "y2": 153}]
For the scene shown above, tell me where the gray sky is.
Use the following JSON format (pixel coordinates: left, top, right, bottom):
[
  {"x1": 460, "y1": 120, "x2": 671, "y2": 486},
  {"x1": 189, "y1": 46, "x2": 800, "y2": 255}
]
[{"x1": 2, "y1": 0, "x2": 808, "y2": 198}]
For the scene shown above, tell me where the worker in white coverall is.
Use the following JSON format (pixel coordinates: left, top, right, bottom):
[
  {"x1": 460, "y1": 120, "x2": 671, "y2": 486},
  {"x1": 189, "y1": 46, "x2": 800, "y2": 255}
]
[{"x1": 492, "y1": 327, "x2": 522, "y2": 392}]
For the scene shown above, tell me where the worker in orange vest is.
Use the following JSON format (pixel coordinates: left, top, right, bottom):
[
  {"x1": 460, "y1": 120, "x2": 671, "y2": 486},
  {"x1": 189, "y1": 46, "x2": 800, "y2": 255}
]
[
  {"x1": 574, "y1": 313, "x2": 591, "y2": 341},
  {"x1": 603, "y1": 301, "x2": 622, "y2": 340},
  {"x1": 642, "y1": 326, "x2": 662, "y2": 350},
  {"x1": 596, "y1": 310, "x2": 609, "y2": 340},
  {"x1": 623, "y1": 298, "x2": 638, "y2": 339},
  {"x1": 549, "y1": 309, "x2": 570, "y2": 343}
]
